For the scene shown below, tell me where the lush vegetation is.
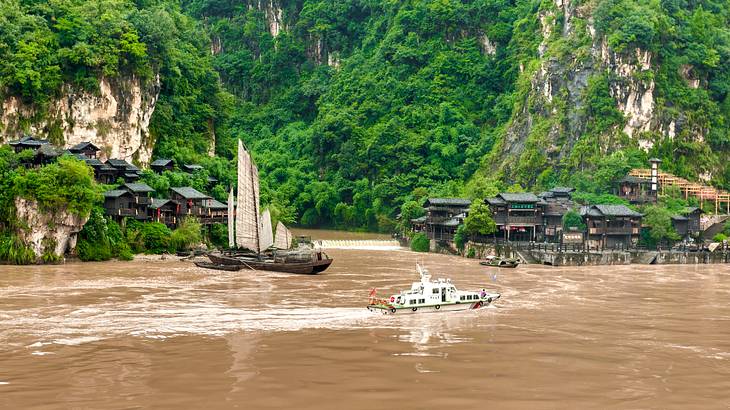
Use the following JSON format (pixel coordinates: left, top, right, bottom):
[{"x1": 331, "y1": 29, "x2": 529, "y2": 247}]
[
  {"x1": 410, "y1": 233, "x2": 430, "y2": 252},
  {"x1": 3, "y1": 0, "x2": 730, "y2": 236}
]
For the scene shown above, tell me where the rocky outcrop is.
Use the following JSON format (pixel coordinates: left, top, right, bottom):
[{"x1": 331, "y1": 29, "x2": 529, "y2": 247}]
[
  {"x1": 13, "y1": 198, "x2": 88, "y2": 260},
  {"x1": 493, "y1": 0, "x2": 697, "y2": 178},
  {"x1": 1, "y1": 75, "x2": 160, "y2": 165}
]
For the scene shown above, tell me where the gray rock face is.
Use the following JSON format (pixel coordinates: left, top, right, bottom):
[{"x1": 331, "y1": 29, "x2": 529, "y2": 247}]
[
  {"x1": 13, "y1": 198, "x2": 88, "y2": 260},
  {"x1": 1, "y1": 75, "x2": 160, "y2": 165}
]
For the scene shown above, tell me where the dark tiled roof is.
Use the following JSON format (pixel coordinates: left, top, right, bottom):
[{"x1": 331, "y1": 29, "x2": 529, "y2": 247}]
[
  {"x1": 682, "y1": 207, "x2": 703, "y2": 215},
  {"x1": 551, "y1": 187, "x2": 575, "y2": 194},
  {"x1": 9, "y1": 136, "x2": 49, "y2": 146},
  {"x1": 99, "y1": 164, "x2": 117, "y2": 171},
  {"x1": 35, "y1": 144, "x2": 60, "y2": 157},
  {"x1": 207, "y1": 176, "x2": 218, "y2": 183},
  {"x1": 411, "y1": 216, "x2": 427, "y2": 223},
  {"x1": 435, "y1": 218, "x2": 461, "y2": 227},
  {"x1": 84, "y1": 158, "x2": 104, "y2": 167},
  {"x1": 671, "y1": 215, "x2": 688, "y2": 221},
  {"x1": 426, "y1": 198, "x2": 471, "y2": 206},
  {"x1": 106, "y1": 159, "x2": 132, "y2": 168},
  {"x1": 171, "y1": 186, "x2": 210, "y2": 199},
  {"x1": 206, "y1": 199, "x2": 228, "y2": 209},
  {"x1": 151, "y1": 159, "x2": 173, "y2": 167},
  {"x1": 486, "y1": 197, "x2": 506, "y2": 206},
  {"x1": 103, "y1": 189, "x2": 132, "y2": 198},
  {"x1": 70, "y1": 141, "x2": 100, "y2": 151},
  {"x1": 183, "y1": 164, "x2": 204, "y2": 171},
  {"x1": 123, "y1": 182, "x2": 155, "y2": 193},
  {"x1": 649, "y1": 158, "x2": 662, "y2": 162},
  {"x1": 498, "y1": 192, "x2": 540, "y2": 203},
  {"x1": 581, "y1": 205, "x2": 642, "y2": 217},
  {"x1": 124, "y1": 173, "x2": 141, "y2": 179},
  {"x1": 148, "y1": 198, "x2": 173, "y2": 209},
  {"x1": 538, "y1": 191, "x2": 554, "y2": 198}
]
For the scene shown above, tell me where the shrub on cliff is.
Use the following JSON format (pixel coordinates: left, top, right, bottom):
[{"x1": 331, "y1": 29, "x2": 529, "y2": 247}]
[
  {"x1": 77, "y1": 208, "x2": 133, "y2": 261},
  {"x1": 410, "y1": 233, "x2": 430, "y2": 253},
  {"x1": 170, "y1": 217, "x2": 203, "y2": 252},
  {"x1": 0, "y1": 233, "x2": 36, "y2": 265}
]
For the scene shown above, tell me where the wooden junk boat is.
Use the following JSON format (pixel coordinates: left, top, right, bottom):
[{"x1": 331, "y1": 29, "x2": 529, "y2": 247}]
[{"x1": 196, "y1": 140, "x2": 333, "y2": 274}]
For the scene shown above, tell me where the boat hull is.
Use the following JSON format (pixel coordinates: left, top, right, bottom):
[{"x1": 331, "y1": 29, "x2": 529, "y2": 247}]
[
  {"x1": 479, "y1": 261, "x2": 519, "y2": 268},
  {"x1": 366, "y1": 298, "x2": 498, "y2": 315},
  {"x1": 206, "y1": 253, "x2": 333, "y2": 275}
]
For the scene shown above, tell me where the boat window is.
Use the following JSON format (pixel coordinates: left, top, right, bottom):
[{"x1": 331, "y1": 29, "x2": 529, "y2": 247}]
[
  {"x1": 460, "y1": 295, "x2": 465, "y2": 301},
  {"x1": 419, "y1": 299, "x2": 425, "y2": 303},
  {"x1": 432, "y1": 288, "x2": 439, "y2": 294},
  {"x1": 409, "y1": 299, "x2": 416, "y2": 305},
  {"x1": 467, "y1": 295, "x2": 472, "y2": 300}
]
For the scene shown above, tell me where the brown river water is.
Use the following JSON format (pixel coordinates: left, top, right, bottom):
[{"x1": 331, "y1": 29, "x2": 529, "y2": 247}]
[{"x1": 1, "y1": 233, "x2": 730, "y2": 409}]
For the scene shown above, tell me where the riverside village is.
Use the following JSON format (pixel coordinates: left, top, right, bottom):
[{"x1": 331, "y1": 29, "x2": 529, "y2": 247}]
[{"x1": 3, "y1": 136, "x2": 730, "y2": 267}]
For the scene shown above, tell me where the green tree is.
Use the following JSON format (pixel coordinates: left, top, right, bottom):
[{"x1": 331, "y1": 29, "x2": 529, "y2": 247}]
[
  {"x1": 170, "y1": 217, "x2": 203, "y2": 252},
  {"x1": 562, "y1": 210, "x2": 586, "y2": 231},
  {"x1": 463, "y1": 202, "x2": 497, "y2": 236},
  {"x1": 642, "y1": 206, "x2": 680, "y2": 247},
  {"x1": 410, "y1": 233, "x2": 430, "y2": 253}
]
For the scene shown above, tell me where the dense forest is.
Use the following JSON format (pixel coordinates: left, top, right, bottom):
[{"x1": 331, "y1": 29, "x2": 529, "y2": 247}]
[{"x1": 2, "y1": 0, "x2": 730, "y2": 233}]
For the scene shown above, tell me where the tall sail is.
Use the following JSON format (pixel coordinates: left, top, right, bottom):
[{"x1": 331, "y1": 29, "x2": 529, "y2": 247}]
[
  {"x1": 235, "y1": 140, "x2": 261, "y2": 252},
  {"x1": 259, "y1": 208, "x2": 274, "y2": 251},
  {"x1": 227, "y1": 187, "x2": 235, "y2": 248},
  {"x1": 274, "y1": 222, "x2": 292, "y2": 249}
]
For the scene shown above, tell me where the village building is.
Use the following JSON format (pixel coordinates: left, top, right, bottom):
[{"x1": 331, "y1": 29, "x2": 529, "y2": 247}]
[
  {"x1": 103, "y1": 190, "x2": 139, "y2": 221},
  {"x1": 411, "y1": 198, "x2": 471, "y2": 242},
  {"x1": 617, "y1": 176, "x2": 656, "y2": 204},
  {"x1": 580, "y1": 205, "x2": 642, "y2": 249},
  {"x1": 486, "y1": 193, "x2": 546, "y2": 242},
  {"x1": 121, "y1": 182, "x2": 155, "y2": 217},
  {"x1": 28, "y1": 144, "x2": 61, "y2": 167},
  {"x1": 68, "y1": 141, "x2": 100, "y2": 159},
  {"x1": 182, "y1": 164, "x2": 204, "y2": 173},
  {"x1": 203, "y1": 199, "x2": 228, "y2": 225},
  {"x1": 106, "y1": 159, "x2": 142, "y2": 182},
  {"x1": 170, "y1": 187, "x2": 212, "y2": 219},
  {"x1": 150, "y1": 159, "x2": 175, "y2": 173},
  {"x1": 538, "y1": 187, "x2": 575, "y2": 242},
  {"x1": 671, "y1": 207, "x2": 703, "y2": 239},
  {"x1": 148, "y1": 198, "x2": 177, "y2": 227},
  {"x1": 8, "y1": 135, "x2": 49, "y2": 153}
]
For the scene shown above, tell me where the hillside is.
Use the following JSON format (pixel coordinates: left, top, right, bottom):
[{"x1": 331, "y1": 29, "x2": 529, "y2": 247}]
[{"x1": 2, "y1": 0, "x2": 729, "y2": 230}]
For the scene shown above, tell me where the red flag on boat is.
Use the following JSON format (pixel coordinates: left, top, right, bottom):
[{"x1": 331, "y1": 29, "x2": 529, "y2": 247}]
[{"x1": 369, "y1": 288, "x2": 377, "y2": 297}]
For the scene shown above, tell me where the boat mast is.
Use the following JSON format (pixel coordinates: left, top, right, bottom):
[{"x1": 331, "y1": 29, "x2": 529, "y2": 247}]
[{"x1": 227, "y1": 186, "x2": 235, "y2": 248}]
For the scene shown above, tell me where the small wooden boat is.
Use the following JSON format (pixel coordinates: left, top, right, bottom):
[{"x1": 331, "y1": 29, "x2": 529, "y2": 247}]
[
  {"x1": 479, "y1": 255, "x2": 519, "y2": 268},
  {"x1": 366, "y1": 264, "x2": 500, "y2": 315},
  {"x1": 194, "y1": 261, "x2": 242, "y2": 271}
]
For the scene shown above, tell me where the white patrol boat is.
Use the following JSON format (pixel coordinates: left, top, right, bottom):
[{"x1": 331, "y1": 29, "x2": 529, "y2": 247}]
[{"x1": 366, "y1": 264, "x2": 500, "y2": 315}]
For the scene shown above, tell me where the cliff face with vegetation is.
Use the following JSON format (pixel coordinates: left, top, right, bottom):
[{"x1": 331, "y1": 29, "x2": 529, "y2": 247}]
[{"x1": 1, "y1": 0, "x2": 729, "y2": 231}]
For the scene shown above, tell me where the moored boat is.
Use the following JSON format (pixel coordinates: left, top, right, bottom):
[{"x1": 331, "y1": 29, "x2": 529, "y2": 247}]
[
  {"x1": 479, "y1": 255, "x2": 519, "y2": 268},
  {"x1": 366, "y1": 264, "x2": 500, "y2": 315},
  {"x1": 197, "y1": 140, "x2": 333, "y2": 274}
]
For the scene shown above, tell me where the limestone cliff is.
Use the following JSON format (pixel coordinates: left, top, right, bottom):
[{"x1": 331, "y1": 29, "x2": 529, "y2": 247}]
[
  {"x1": 1, "y1": 75, "x2": 160, "y2": 165},
  {"x1": 13, "y1": 198, "x2": 88, "y2": 261},
  {"x1": 491, "y1": 0, "x2": 713, "y2": 183}
]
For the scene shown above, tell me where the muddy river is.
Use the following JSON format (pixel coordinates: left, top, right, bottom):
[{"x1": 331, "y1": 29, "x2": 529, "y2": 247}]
[{"x1": 1, "y1": 234, "x2": 729, "y2": 409}]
